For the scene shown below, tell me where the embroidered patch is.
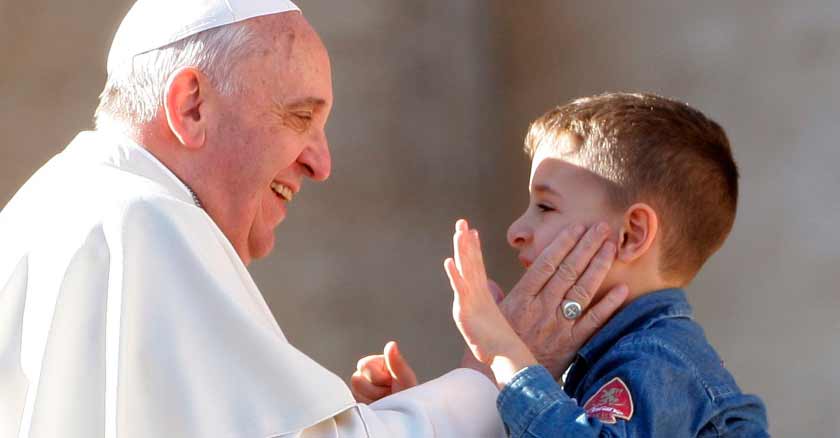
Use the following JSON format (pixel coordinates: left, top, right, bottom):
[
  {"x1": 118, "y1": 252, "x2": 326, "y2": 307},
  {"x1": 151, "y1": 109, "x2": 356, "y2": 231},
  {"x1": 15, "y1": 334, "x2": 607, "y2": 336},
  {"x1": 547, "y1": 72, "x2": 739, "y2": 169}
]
[{"x1": 583, "y1": 377, "x2": 634, "y2": 424}]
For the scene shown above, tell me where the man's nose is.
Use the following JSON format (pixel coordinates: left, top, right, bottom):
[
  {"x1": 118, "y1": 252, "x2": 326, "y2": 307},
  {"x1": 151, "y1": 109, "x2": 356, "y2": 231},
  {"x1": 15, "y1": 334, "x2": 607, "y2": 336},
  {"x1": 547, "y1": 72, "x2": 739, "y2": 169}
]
[
  {"x1": 299, "y1": 133, "x2": 331, "y2": 181},
  {"x1": 506, "y1": 216, "x2": 531, "y2": 249}
]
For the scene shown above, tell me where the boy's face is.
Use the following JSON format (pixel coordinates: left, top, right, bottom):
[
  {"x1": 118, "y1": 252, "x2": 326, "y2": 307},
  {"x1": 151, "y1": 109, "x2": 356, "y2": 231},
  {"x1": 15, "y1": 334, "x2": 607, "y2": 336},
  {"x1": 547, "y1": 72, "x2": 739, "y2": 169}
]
[{"x1": 507, "y1": 145, "x2": 622, "y2": 272}]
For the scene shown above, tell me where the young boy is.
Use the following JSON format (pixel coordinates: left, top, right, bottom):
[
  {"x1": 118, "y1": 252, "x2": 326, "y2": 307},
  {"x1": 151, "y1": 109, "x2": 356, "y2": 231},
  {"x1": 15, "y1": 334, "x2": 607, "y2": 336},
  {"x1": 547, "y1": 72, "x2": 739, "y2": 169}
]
[{"x1": 355, "y1": 93, "x2": 769, "y2": 436}]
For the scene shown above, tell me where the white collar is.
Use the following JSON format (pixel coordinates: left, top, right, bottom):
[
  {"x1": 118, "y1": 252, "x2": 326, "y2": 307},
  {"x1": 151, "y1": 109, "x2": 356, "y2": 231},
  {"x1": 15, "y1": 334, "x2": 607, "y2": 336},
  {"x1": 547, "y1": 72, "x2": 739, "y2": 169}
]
[{"x1": 67, "y1": 129, "x2": 201, "y2": 208}]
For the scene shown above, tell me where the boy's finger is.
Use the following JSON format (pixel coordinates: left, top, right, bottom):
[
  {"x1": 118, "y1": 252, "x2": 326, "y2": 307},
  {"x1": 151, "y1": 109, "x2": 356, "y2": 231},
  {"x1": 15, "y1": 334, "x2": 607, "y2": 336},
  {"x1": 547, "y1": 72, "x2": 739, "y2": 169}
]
[
  {"x1": 547, "y1": 240, "x2": 616, "y2": 314},
  {"x1": 444, "y1": 258, "x2": 465, "y2": 296},
  {"x1": 467, "y1": 230, "x2": 489, "y2": 286},
  {"x1": 456, "y1": 219, "x2": 470, "y2": 233},
  {"x1": 572, "y1": 284, "x2": 629, "y2": 342},
  {"x1": 453, "y1": 229, "x2": 468, "y2": 273},
  {"x1": 458, "y1": 231, "x2": 480, "y2": 284},
  {"x1": 453, "y1": 218, "x2": 471, "y2": 273},
  {"x1": 512, "y1": 224, "x2": 586, "y2": 298},
  {"x1": 384, "y1": 341, "x2": 418, "y2": 390},
  {"x1": 356, "y1": 355, "x2": 392, "y2": 386}
]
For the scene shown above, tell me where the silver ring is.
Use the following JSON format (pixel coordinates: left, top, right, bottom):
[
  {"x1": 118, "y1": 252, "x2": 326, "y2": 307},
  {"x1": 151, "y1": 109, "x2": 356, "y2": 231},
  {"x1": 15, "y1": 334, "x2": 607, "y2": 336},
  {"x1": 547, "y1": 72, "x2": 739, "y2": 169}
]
[{"x1": 561, "y1": 300, "x2": 583, "y2": 320}]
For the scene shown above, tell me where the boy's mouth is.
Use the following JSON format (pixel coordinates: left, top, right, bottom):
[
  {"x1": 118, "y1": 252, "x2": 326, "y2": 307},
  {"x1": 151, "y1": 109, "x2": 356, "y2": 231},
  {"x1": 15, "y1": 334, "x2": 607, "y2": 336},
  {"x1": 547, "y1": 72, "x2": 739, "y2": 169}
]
[{"x1": 518, "y1": 255, "x2": 532, "y2": 269}]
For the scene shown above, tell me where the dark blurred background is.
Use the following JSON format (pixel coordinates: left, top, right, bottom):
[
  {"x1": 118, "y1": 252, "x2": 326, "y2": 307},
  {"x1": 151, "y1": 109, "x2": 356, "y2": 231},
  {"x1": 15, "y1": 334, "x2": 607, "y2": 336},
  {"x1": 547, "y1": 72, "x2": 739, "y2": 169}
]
[{"x1": 2, "y1": 1, "x2": 838, "y2": 436}]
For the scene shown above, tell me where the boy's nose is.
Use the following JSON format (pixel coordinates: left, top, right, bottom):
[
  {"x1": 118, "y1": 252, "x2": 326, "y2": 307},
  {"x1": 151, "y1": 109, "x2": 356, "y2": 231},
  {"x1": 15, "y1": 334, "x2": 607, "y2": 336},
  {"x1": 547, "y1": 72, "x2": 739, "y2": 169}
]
[{"x1": 507, "y1": 218, "x2": 531, "y2": 249}]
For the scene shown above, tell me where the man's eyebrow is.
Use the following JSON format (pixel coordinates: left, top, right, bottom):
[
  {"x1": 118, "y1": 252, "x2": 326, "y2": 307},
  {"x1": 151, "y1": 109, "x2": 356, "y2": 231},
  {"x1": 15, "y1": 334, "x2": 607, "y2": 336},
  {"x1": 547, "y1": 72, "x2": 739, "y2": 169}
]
[{"x1": 284, "y1": 97, "x2": 327, "y2": 109}]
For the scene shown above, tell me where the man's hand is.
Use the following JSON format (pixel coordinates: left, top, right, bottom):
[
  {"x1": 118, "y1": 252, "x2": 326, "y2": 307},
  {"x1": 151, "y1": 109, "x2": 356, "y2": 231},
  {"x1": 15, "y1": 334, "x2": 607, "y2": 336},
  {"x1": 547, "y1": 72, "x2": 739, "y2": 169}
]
[
  {"x1": 350, "y1": 341, "x2": 418, "y2": 404},
  {"x1": 445, "y1": 219, "x2": 629, "y2": 386},
  {"x1": 499, "y1": 221, "x2": 629, "y2": 379}
]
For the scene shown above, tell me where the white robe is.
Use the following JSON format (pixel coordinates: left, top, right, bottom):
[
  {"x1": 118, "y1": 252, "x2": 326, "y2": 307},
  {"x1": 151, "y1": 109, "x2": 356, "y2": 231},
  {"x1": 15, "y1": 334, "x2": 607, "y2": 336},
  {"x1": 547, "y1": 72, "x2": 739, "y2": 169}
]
[{"x1": 0, "y1": 131, "x2": 505, "y2": 438}]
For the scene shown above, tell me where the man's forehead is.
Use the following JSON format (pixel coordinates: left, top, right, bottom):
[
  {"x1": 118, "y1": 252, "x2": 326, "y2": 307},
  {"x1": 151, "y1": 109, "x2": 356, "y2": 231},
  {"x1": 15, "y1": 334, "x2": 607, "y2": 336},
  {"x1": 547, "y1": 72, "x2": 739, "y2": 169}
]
[
  {"x1": 257, "y1": 15, "x2": 330, "y2": 75},
  {"x1": 252, "y1": 15, "x2": 332, "y2": 108}
]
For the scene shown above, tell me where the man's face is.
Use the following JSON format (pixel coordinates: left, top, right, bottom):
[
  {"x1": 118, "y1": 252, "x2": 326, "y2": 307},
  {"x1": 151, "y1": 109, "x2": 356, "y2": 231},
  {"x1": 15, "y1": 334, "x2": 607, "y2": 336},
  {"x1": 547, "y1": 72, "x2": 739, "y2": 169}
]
[
  {"x1": 202, "y1": 14, "x2": 333, "y2": 264},
  {"x1": 507, "y1": 145, "x2": 622, "y2": 270}
]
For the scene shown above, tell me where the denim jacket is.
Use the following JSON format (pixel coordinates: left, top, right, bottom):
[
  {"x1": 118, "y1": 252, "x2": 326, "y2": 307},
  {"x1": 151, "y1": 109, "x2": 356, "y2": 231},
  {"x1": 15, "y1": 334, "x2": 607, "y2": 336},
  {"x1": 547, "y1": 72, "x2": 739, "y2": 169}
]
[{"x1": 497, "y1": 289, "x2": 769, "y2": 437}]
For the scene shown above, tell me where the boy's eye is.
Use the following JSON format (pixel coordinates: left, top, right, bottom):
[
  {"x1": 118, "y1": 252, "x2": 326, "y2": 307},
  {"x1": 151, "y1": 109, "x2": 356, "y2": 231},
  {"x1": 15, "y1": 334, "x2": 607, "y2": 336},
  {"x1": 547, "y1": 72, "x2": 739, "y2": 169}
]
[{"x1": 537, "y1": 203, "x2": 555, "y2": 213}]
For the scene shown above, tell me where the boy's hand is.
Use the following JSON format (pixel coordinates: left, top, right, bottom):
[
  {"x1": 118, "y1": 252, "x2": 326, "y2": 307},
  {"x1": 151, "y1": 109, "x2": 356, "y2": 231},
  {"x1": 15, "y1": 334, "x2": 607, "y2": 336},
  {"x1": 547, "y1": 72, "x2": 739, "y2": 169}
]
[
  {"x1": 350, "y1": 341, "x2": 418, "y2": 404},
  {"x1": 445, "y1": 220, "x2": 539, "y2": 386}
]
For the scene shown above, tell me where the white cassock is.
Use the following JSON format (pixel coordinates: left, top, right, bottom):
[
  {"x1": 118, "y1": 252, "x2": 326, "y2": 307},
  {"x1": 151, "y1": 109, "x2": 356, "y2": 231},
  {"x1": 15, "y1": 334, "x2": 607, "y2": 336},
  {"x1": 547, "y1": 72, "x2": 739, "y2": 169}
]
[{"x1": 0, "y1": 130, "x2": 505, "y2": 438}]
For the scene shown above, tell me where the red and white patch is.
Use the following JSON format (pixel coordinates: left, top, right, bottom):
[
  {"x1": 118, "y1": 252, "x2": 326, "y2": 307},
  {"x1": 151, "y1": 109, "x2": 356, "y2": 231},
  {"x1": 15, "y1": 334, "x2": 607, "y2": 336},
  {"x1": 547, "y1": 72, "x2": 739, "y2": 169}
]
[{"x1": 583, "y1": 377, "x2": 634, "y2": 424}]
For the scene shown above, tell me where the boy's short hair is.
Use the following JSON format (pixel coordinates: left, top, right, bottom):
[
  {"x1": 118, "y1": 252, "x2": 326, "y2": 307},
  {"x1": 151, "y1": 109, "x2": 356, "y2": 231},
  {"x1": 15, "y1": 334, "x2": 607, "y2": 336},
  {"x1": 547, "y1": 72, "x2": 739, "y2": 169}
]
[{"x1": 525, "y1": 92, "x2": 738, "y2": 281}]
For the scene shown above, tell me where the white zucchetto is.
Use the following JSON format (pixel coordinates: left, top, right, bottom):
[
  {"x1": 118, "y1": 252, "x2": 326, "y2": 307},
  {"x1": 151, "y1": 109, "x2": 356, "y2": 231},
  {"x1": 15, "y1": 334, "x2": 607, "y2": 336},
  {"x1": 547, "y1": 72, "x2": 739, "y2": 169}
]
[{"x1": 107, "y1": 0, "x2": 300, "y2": 74}]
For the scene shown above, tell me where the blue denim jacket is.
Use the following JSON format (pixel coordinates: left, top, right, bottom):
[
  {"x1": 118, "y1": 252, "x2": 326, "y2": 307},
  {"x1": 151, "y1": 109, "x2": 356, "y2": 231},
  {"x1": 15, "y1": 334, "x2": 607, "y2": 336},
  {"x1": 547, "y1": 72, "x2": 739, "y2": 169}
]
[{"x1": 497, "y1": 289, "x2": 769, "y2": 437}]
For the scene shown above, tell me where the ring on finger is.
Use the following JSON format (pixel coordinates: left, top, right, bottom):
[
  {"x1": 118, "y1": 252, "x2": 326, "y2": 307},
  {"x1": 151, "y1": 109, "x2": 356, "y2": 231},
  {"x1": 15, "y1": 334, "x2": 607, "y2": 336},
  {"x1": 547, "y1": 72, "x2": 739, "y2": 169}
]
[{"x1": 561, "y1": 299, "x2": 583, "y2": 320}]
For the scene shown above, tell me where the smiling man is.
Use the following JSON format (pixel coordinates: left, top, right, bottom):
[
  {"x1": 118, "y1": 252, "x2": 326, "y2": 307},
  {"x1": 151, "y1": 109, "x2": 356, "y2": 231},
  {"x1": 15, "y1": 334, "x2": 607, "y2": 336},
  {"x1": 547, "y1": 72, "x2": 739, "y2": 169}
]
[
  {"x1": 0, "y1": 1, "x2": 509, "y2": 437},
  {"x1": 0, "y1": 1, "x2": 634, "y2": 437}
]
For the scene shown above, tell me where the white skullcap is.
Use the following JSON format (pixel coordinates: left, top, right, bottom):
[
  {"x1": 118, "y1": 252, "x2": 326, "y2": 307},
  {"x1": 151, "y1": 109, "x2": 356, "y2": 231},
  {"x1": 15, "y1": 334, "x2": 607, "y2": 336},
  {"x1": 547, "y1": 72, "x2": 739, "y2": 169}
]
[{"x1": 107, "y1": 0, "x2": 301, "y2": 75}]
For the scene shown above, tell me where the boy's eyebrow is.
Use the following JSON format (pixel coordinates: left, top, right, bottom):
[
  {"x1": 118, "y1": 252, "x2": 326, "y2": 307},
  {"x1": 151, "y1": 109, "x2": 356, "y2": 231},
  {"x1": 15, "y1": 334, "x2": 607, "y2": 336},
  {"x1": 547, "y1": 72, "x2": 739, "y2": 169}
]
[{"x1": 533, "y1": 183, "x2": 563, "y2": 198}]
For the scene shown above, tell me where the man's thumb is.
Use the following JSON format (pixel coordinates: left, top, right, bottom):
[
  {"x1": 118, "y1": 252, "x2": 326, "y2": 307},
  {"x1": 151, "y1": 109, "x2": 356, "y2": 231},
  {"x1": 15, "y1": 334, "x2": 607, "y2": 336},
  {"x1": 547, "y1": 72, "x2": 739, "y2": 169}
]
[
  {"x1": 384, "y1": 341, "x2": 418, "y2": 390},
  {"x1": 487, "y1": 278, "x2": 505, "y2": 304}
]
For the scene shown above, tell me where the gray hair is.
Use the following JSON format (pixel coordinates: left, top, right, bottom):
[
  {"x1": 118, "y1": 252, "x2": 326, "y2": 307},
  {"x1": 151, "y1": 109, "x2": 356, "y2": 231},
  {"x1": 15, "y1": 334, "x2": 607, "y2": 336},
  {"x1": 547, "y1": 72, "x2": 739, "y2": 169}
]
[{"x1": 94, "y1": 21, "x2": 260, "y2": 128}]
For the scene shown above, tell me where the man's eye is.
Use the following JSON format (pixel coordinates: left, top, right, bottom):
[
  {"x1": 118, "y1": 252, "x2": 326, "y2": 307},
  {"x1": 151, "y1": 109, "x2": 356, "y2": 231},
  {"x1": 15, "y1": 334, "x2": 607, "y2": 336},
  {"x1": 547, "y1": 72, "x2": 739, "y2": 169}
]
[
  {"x1": 282, "y1": 112, "x2": 313, "y2": 132},
  {"x1": 537, "y1": 203, "x2": 555, "y2": 213}
]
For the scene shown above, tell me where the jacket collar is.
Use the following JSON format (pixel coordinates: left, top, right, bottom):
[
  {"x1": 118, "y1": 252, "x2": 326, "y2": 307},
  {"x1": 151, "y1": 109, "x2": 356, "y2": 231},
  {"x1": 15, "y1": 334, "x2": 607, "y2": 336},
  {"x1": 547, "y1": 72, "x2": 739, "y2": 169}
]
[{"x1": 576, "y1": 288, "x2": 693, "y2": 366}]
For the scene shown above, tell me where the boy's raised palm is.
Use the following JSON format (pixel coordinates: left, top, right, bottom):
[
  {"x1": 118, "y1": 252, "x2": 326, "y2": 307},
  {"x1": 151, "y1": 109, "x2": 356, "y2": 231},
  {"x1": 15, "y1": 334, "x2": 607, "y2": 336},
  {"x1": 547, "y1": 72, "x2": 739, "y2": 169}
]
[{"x1": 444, "y1": 220, "x2": 534, "y2": 369}]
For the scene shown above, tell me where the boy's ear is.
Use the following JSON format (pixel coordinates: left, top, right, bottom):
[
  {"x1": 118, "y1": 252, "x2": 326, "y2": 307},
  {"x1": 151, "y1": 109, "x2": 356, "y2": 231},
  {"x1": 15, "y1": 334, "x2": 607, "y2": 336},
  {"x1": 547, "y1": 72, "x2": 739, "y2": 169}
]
[
  {"x1": 164, "y1": 67, "x2": 208, "y2": 149},
  {"x1": 616, "y1": 203, "x2": 658, "y2": 263}
]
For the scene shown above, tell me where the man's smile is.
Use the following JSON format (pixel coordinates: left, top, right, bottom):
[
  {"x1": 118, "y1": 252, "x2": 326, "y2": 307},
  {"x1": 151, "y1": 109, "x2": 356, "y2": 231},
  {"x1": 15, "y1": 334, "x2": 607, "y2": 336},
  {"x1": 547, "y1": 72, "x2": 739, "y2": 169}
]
[{"x1": 270, "y1": 181, "x2": 296, "y2": 202}]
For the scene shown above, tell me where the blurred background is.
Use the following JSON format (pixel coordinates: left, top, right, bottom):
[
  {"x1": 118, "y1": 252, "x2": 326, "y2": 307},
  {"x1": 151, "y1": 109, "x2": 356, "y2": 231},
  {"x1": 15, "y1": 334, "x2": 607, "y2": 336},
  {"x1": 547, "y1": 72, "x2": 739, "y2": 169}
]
[{"x1": 2, "y1": 0, "x2": 838, "y2": 435}]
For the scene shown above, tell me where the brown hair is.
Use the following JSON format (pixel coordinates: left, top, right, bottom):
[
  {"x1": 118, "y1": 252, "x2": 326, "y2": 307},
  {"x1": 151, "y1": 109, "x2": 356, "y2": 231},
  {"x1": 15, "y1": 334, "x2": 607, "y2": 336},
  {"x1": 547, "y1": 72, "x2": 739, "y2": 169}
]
[{"x1": 525, "y1": 92, "x2": 739, "y2": 281}]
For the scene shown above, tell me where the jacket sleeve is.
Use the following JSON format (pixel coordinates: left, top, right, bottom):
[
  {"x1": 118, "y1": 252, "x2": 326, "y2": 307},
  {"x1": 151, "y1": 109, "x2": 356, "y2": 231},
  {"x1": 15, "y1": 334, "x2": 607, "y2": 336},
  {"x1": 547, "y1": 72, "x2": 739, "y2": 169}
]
[{"x1": 497, "y1": 338, "x2": 766, "y2": 437}]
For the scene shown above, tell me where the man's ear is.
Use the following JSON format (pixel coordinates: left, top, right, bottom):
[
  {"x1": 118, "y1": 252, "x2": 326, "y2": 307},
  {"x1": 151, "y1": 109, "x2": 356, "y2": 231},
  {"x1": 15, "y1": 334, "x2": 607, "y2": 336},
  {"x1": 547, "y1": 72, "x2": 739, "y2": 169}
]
[
  {"x1": 164, "y1": 67, "x2": 208, "y2": 149},
  {"x1": 616, "y1": 203, "x2": 658, "y2": 263}
]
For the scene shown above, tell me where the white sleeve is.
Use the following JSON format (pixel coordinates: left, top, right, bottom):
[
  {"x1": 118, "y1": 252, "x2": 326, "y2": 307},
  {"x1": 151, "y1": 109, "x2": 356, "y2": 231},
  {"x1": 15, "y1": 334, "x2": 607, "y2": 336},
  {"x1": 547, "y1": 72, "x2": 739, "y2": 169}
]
[
  {"x1": 291, "y1": 369, "x2": 506, "y2": 438},
  {"x1": 106, "y1": 199, "x2": 505, "y2": 438}
]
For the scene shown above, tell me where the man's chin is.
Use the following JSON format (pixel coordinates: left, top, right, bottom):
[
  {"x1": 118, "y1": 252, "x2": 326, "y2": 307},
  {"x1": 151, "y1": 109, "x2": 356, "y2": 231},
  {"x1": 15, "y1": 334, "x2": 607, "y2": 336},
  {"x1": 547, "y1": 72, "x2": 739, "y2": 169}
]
[{"x1": 245, "y1": 232, "x2": 276, "y2": 265}]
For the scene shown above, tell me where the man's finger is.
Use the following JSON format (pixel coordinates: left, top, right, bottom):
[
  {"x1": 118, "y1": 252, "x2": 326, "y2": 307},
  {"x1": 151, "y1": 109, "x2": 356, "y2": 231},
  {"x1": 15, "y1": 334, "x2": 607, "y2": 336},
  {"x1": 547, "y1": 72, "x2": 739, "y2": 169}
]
[
  {"x1": 571, "y1": 284, "x2": 629, "y2": 342},
  {"x1": 550, "y1": 239, "x2": 616, "y2": 313},
  {"x1": 384, "y1": 341, "x2": 418, "y2": 390},
  {"x1": 356, "y1": 355, "x2": 392, "y2": 386},
  {"x1": 565, "y1": 222, "x2": 611, "y2": 279},
  {"x1": 487, "y1": 279, "x2": 505, "y2": 304},
  {"x1": 350, "y1": 372, "x2": 391, "y2": 404},
  {"x1": 539, "y1": 223, "x2": 611, "y2": 312},
  {"x1": 511, "y1": 224, "x2": 586, "y2": 298}
]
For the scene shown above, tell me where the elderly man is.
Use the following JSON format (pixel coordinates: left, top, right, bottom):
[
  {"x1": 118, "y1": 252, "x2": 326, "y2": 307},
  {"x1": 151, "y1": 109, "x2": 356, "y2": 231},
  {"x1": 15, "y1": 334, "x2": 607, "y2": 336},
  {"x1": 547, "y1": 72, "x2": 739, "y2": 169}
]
[{"x1": 0, "y1": 1, "x2": 623, "y2": 437}]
